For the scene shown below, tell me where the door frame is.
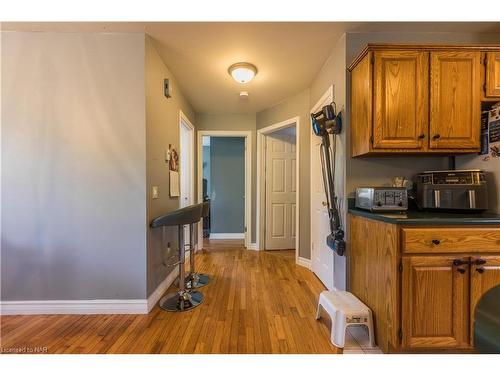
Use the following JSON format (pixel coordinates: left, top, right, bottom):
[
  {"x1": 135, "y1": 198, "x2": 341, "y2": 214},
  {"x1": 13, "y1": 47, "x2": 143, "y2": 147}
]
[
  {"x1": 179, "y1": 110, "x2": 195, "y2": 208},
  {"x1": 310, "y1": 86, "x2": 334, "y2": 280},
  {"x1": 197, "y1": 130, "x2": 252, "y2": 250},
  {"x1": 256, "y1": 117, "x2": 300, "y2": 262}
]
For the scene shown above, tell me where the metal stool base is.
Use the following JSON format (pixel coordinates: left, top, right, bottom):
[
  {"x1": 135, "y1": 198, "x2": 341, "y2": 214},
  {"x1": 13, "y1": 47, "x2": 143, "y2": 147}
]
[
  {"x1": 185, "y1": 273, "x2": 210, "y2": 289},
  {"x1": 159, "y1": 290, "x2": 204, "y2": 312}
]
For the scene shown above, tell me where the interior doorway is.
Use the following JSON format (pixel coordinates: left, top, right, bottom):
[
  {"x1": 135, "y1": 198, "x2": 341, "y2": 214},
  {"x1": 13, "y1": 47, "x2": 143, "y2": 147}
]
[
  {"x1": 197, "y1": 130, "x2": 252, "y2": 249},
  {"x1": 257, "y1": 117, "x2": 300, "y2": 261}
]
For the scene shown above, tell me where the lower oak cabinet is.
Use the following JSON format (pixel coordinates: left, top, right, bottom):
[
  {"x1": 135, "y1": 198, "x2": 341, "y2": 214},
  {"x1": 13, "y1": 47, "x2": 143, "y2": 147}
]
[
  {"x1": 348, "y1": 214, "x2": 500, "y2": 353},
  {"x1": 402, "y1": 255, "x2": 470, "y2": 349}
]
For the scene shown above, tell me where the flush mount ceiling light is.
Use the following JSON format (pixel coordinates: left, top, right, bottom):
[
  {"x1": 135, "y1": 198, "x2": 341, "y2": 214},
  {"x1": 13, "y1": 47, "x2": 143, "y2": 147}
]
[{"x1": 228, "y1": 62, "x2": 258, "y2": 84}]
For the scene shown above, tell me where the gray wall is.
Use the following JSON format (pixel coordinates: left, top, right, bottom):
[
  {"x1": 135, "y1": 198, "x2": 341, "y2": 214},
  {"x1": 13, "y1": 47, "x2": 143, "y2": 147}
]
[
  {"x1": 256, "y1": 89, "x2": 311, "y2": 259},
  {"x1": 145, "y1": 36, "x2": 197, "y2": 296},
  {"x1": 196, "y1": 113, "x2": 257, "y2": 242},
  {"x1": 1, "y1": 32, "x2": 147, "y2": 300},
  {"x1": 210, "y1": 137, "x2": 245, "y2": 233}
]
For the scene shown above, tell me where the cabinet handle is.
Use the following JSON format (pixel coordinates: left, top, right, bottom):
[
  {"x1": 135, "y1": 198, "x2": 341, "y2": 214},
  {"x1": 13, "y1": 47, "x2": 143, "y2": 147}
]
[
  {"x1": 476, "y1": 267, "x2": 485, "y2": 274},
  {"x1": 432, "y1": 134, "x2": 441, "y2": 140},
  {"x1": 457, "y1": 268, "x2": 466, "y2": 274},
  {"x1": 453, "y1": 259, "x2": 472, "y2": 266},
  {"x1": 418, "y1": 134, "x2": 425, "y2": 139},
  {"x1": 432, "y1": 239, "x2": 440, "y2": 245},
  {"x1": 474, "y1": 258, "x2": 487, "y2": 266}
]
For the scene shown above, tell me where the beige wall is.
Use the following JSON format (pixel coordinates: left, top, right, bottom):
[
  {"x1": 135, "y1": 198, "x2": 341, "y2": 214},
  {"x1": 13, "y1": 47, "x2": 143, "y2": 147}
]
[
  {"x1": 196, "y1": 113, "x2": 257, "y2": 242},
  {"x1": 256, "y1": 89, "x2": 311, "y2": 258},
  {"x1": 145, "y1": 36, "x2": 197, "y2": 296}
]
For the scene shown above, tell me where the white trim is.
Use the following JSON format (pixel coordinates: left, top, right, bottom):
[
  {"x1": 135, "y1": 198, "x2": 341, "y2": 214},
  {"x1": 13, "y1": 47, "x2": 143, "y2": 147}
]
[
  {"x1": 197, "y1": 130, "x2": 252, "y2": 250},
  {"x1": 310, "y1": 85, "x2": 334, "y2": 281},
  {"x1": 1, "y1": 254, "x2": 188, "y2": 315},
  {"x1": 209, "y1": 233, "x2": 245, "y2": 240},
  {"x1": 179, "y1": 110, "x2": 195, "y2": 208},
  {"x1": 256, "y1": 117, "x2": 300, "y2": 265},
  {"x1": 248, "y1": 242, "x2": 258, "y2": 251},
  {"x1": 0, "y1": 299, "x2": 148, "y2": 315},
  {"x1": 297, "y1": 257, "x2": 312, "y2": 269}
]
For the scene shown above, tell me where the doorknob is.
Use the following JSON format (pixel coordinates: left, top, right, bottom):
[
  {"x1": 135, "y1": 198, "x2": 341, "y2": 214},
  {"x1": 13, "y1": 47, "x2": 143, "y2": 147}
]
[{"x1": 322, "y1": 201, "x2": 328, "y2": 206}]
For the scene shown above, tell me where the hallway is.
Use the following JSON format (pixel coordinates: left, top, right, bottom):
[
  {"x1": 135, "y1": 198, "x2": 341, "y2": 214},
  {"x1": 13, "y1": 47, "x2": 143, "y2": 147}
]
[{"x1": 0, "y1": 241, "x2": 339, "y2": 354}]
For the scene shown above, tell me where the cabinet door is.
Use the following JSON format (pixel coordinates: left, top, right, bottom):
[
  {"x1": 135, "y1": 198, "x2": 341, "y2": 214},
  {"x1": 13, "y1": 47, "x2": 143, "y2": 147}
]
[
  {"x1": 485, "y1": 52, "x2": 500, "y2": 97},
  {"x1": 402, "y1": 256, "x2": 470, "y2": 349},
  {"x1": 373, "y1": 51, "x2": 428, "y2": 149},
  {"x1": 470, "y1": 255, "x2": 500, "y2": 345},
  {"x1": 430, "y1": 51, "x2": 481, "y2": 149}
]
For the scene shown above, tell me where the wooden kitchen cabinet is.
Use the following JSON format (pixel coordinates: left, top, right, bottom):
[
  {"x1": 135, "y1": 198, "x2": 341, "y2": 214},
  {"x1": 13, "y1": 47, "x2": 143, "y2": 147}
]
[
  {"x1": 485, "y1": 52, "x2": 500, "y2": 97},
  {"x1": 348, "y1": 44, "x2": 500, "y2": 157},
  {"x1": 429, "y1": 51, "x2": 481, "y2": 150},
  {"x1": 402, "y1": 255, "x2": 470, "y2": 349},
  {"x1": 373, "y1": 51, "x2": 428, "y2": 150},
  {"x1": 348, "y1": 214, "x2": 500, "y2": 353},
  {"x1": 470, "y1": 255, "x2": 500, "y2": 342}
]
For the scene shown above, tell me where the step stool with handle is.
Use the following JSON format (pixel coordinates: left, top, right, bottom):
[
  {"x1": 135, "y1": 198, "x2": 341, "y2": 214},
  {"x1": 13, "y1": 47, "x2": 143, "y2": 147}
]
[{"x1": 316, "y1": 290, "x2": 375, "y2": 349}]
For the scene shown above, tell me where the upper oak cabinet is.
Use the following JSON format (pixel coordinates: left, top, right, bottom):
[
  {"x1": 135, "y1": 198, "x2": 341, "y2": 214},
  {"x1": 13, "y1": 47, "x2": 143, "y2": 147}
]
[
  {"x1": 429, "y1": 51, "x2": 481, "y2": 150},
  {"x1": 485, "y1": 52, "x2": 500, "y2": 97},
  {"x1": 373, "y1": 51, "x2": 428, "y2": 150},
  {"x1": 349, "y1": 44, "x2": 500, "y2": 157}
]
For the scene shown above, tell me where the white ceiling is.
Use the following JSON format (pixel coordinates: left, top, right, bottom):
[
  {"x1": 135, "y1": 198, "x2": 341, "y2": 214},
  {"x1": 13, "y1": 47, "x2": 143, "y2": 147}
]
[{"x1": 3, "y1": 22, "x2": 500, "y2": 114}]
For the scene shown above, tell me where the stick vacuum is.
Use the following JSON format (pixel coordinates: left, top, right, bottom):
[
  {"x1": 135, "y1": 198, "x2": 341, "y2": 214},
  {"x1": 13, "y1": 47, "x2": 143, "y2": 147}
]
[{"x1": 311, "y1": 103, "x2": 345, "y2": 256}]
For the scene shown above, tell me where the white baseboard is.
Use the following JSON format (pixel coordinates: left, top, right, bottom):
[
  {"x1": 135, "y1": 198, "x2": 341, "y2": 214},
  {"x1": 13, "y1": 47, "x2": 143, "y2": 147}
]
[
  {"x1": 0, "y1": 254, "x2": 188, "y2": 316},
  {"x1": 210, "y1": 233, "x2": 245, "y2": 239},
  {"x1": 297, "y1": 256, "x2": 311, "y2": 269},
  {"x1": 0, "y1": 299, "x2": 148, "y2": 315},
  {"x1": 247, "y1": 242, "x2": 258, "y2": 250}
]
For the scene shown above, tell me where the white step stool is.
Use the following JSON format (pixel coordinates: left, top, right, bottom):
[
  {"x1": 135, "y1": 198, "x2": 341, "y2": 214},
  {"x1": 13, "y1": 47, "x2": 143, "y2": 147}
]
[{"x1": 316, "y1": 290, "x2": 375, "y2": 349}]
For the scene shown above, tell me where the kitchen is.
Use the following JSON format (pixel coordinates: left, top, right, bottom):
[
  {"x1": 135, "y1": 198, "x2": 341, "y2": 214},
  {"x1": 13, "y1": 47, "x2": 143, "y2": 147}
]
[{"x1": 343, "y1": 43, "x2": 500, "y2": 353}]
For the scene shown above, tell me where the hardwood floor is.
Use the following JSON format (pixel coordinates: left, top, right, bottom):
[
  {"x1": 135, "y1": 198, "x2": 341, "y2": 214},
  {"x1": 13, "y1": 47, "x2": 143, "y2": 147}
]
[{"x1": 0, "y1": 240, "x2": 339, "y2": 354}]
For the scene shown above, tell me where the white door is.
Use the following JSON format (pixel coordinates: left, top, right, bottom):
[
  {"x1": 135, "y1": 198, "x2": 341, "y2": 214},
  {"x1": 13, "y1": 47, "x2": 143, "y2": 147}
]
[
  {"x1": 180, "y1": 120, "x2": 193, "y2": 244},
  {"x1": 310, "y1": 89, "x2": 334, "y2": 290},
  {"x1": 265, "y1": 129, "x2": 296, "y2": 250}
]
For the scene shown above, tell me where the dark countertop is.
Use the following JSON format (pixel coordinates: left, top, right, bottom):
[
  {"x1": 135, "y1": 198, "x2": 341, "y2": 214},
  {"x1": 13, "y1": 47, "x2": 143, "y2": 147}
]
[
  {"x1": 348, "y1": 207, "x2": 500, "y2": 225},
  {"x1": 346, "y1": 197, "x2": 500, "y2": 225}
]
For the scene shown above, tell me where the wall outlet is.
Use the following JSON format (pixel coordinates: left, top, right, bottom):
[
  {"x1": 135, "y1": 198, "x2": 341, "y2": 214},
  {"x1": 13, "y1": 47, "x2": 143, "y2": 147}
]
[{"x1": 152, "y1": 186, "x2": 159, "y2": 199}]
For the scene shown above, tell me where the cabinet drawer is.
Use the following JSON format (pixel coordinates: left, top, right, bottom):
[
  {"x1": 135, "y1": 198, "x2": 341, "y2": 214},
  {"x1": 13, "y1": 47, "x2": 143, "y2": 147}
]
[{"x1": 402, "y1": 227, "x2": 500, "y2": 253}]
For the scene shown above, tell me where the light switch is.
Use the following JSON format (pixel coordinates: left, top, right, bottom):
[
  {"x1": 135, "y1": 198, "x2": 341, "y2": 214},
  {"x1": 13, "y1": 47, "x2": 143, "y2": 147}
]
[{"x1": 152, "y1": 186, "x2": 159, "y2": 199}]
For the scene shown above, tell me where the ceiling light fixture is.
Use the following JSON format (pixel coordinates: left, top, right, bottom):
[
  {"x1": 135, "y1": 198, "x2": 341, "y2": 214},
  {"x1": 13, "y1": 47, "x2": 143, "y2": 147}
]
[{"x1": 228, "y1": 62, "x2": 258, "y2": 84}]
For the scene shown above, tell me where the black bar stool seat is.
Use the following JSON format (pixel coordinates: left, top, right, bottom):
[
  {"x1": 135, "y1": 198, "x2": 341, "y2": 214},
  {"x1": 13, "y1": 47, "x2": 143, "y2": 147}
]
[{"x1": 150, "y1": 203, "x2": 204, "y2": 312}]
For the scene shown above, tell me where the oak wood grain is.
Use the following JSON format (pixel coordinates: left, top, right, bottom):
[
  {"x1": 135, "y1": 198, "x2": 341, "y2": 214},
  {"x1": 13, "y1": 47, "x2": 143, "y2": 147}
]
[
  {"x1": 485, "y1": 52, "x2": 500, "y2": 97},
  {"x1": 429, "y1": 51, "x2": 481, "y2": 150},
  {"x1": 350, "y1": 53, "x2": 372, "y2": 157},
  {"x1": 348, "y1": 215, "x2": 399, "y2": 353},
  {"x1": 373, "y1": 50, "x2": 428, "y2": 150},
  {"x1": 401, "y1": 226, "x2": 500, "y2": 253},
  {"x1": 470, "y1": 255, "x2": 500, "y2": 345},
  {"x1": 402, "y1": 255, "x2": 470, "y2": 349}
]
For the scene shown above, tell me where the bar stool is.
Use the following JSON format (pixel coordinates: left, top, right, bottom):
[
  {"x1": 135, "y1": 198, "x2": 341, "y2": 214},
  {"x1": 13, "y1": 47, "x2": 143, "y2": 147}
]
[
  {"x1": 185, "y1": 201, "x2": 211, "y2": 289},
  {"x1": 150, "y1": 203, "x2": 204, "y2": 312}
]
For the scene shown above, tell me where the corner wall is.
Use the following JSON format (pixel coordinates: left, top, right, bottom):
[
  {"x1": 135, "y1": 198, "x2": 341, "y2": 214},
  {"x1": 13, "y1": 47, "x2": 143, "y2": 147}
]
[
  {"x1": 1, "y1": 32, "x2": 147, "y2": 300},
  {"x1": 256, "y1": 89, "x2": 311, "y2": 259}
]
